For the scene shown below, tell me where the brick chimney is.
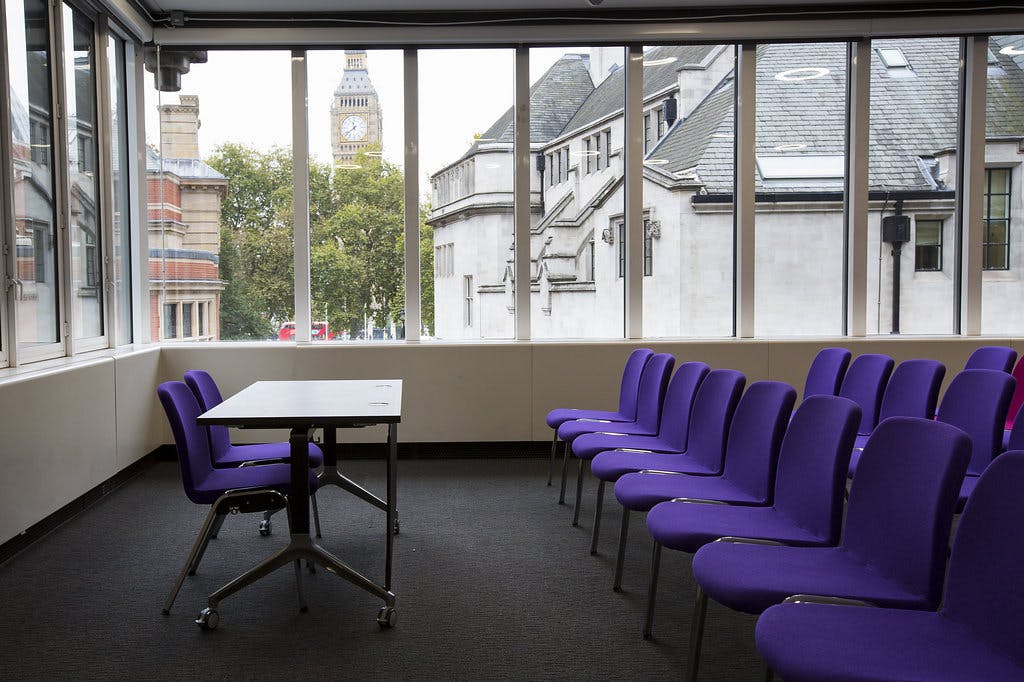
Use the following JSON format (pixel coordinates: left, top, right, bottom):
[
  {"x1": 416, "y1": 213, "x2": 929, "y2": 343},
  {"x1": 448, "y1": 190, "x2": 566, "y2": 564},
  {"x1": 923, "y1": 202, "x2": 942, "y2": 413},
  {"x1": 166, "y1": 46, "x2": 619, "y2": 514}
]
[{"x1": 158, "y1": 94, "x2": 200, "y2": 159}]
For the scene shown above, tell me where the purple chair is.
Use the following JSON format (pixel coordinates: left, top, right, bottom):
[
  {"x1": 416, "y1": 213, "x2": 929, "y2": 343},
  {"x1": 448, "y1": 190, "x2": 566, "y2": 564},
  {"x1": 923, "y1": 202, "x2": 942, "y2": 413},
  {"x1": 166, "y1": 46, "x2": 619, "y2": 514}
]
[
  {"x1": 838, "y1": 353, "x2": 894, "y2": 436},
  {"x1": 185, "y1": 369, "x2": 324, "y2": 537},
  {"x1": 847, "y1": 359, "x2": 945, "y2": 474},
  {"x1": 157, "y1": 381, "x2": 319, "y2": 616},
  {"x1": 689, "y1": 417, "x2": 971, "y2": 681},
  {"x1": 545, "y1": 348, "x2": 653, "y2": 487},
  {"x1": 964, "y1": 345, "x2": 1017, "y2": 373},
  {"x1": 639, "y1": 395, "x2": 861, "y2": 638},
  {"x1": 935, "y1": 369, "x2": 1015, "y2": 511},
  {"x1": 755, "y1": 451, "x2": 1024, "y2": 682},
  {"x1": 569, "y1": 362, "x2": 710, "y2": 544},
  {"x1": 606, "y1": 378, "x2": 790, "y2": 585},
  {"x1": 1002, "y1": 355, "x2": 1024, "y2": 449},
  {"x1": 557, "y1": 353, "x2": 675, "y2": 506},
  {"x1": 802, "y1": 347, "x2": 851, "y2": 399}
]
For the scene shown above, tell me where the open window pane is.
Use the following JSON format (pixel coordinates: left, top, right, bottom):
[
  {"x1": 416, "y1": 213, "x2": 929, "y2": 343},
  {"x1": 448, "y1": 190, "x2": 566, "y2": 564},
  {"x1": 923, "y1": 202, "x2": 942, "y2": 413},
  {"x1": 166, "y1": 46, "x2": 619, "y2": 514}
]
[
  {"x1": 529, "y1": 46, "x2": 625, "y2": 339},
  {"x1": 421, "y1": 49, "x2": 514, "y2": 339},
  {"x1": 108, "y1": 35, "x2": 132, "y2": 345},
  {"x1": 755, "y1": 42, "x2": 847, "y2": 336}
]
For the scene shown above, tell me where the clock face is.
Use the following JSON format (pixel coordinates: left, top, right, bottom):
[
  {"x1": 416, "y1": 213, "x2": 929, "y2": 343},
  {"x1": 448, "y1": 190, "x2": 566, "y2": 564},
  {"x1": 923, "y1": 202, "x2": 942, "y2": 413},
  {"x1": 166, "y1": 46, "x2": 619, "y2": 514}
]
[{"x1": 341, "y1": 115, "x2": 367, "y2": 141}]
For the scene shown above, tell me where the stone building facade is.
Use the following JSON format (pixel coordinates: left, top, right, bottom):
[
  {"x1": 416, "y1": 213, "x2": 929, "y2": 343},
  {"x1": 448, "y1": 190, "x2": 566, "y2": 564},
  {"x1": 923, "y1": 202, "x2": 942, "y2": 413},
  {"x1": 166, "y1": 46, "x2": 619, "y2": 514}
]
[{"x1": 330, "y1": 50, "x2": 383, "y2": 165}]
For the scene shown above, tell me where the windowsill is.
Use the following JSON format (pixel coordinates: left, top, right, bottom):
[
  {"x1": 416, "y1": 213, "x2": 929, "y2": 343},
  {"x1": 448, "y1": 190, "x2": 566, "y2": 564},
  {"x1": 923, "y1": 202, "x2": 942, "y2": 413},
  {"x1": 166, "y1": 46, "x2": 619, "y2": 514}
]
[{"x1": 0, "y1": 344, "x2": 159, "y2": 386}]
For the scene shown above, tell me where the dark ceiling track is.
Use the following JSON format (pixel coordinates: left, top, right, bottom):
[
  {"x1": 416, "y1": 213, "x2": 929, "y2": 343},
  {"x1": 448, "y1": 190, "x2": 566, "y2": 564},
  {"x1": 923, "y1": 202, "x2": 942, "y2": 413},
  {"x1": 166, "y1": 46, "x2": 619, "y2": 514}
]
[{"x1": 136, "y1": 1, "x2": 1022, "y2": 31}]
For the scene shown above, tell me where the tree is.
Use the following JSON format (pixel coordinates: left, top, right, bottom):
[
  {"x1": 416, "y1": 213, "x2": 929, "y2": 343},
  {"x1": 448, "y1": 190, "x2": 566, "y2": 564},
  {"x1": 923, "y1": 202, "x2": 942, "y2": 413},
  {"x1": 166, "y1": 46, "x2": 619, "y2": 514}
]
[{"x1": 207, "y1": 142, "x2": 433, "y2": 340}]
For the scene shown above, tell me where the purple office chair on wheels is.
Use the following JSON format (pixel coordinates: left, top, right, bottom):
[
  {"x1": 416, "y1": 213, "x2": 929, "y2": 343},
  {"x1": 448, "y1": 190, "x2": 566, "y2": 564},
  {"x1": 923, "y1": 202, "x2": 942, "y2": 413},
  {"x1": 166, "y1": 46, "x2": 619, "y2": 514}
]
[
  {"x1": 185, "y1": 370, "x2": 324, "y2": 538},
  {"x1": 802, "y1": 347, "x2": 851, "y2": 399},
  {"x1": 688, "y1": 417, "x2": 971, "y2": 681},
  {"x1": 157, "y1": 381, "x2": 320, "y2": 620},
  {"x1": 963, "y1": 345, "x2": 1017, "y2": 373},
  {"x1": 756, "y1": 451, "x2": 1024, "y2": 682},
  {"x1": 545, "y1": 348, "x2": 653, "y2": 488}
]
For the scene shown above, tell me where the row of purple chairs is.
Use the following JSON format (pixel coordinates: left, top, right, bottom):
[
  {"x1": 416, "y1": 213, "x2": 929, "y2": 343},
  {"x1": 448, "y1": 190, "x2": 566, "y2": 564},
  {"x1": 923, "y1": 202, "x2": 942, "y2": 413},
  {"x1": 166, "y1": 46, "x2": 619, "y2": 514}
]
[{"x1": 544, "y1": 347, "x2": 1023, "y2": 680}]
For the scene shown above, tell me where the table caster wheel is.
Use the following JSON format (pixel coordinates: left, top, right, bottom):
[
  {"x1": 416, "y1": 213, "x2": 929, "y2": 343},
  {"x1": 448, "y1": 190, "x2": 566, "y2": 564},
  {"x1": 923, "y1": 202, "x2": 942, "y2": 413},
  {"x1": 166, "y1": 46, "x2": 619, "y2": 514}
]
[
  {"x1": 196, "y1": 607, "x2": 219, "y2": 630},
  {"x1": 258, "y1": 519, "x2": 272, "y2": 537},
  {"x1": 393, "y1": 518, "x2": 400, "y2": 535},
  {"x1": 377, "y1": 606, "x2": 397, "y2": 629}
]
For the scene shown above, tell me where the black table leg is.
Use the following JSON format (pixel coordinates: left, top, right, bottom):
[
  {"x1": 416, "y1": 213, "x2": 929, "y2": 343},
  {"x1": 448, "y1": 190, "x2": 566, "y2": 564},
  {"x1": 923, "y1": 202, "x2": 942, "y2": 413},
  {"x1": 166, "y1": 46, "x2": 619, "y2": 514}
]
[
  {"x1": 386, "y1": 423, "x2": 397, "y2": 591},
  {"x1": 289, "y1": 428, "x2": 312, "y2": 534}
]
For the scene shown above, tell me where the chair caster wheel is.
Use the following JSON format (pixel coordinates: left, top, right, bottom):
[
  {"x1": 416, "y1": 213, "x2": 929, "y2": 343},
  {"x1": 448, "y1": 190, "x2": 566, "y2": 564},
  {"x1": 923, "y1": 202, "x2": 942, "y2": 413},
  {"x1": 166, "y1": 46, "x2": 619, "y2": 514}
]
[
  {"x1": 377, "y1": 606, "x2": 397, "y2": 629},
  {"x1": 258, "y1": 519, "x2": 272, "y2": 536},
  {"x1": 196, "y1": 607, "x2": 219, "y2": 630},
  {"x1": 393, "y1": 518, "x2": 400, "y2": 535}
]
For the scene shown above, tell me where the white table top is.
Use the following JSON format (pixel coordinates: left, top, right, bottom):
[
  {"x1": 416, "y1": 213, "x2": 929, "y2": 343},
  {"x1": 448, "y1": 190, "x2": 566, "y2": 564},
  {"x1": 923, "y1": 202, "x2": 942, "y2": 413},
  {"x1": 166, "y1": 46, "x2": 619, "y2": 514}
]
[{"x1": 197, "y1": 379, "x2": 403, "y2": 427}]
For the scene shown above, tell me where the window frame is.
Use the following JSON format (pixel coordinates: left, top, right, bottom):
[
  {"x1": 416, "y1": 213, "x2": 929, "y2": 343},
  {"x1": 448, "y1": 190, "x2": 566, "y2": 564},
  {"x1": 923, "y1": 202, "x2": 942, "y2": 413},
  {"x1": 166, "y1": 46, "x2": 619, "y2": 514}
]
[
  {"x1": 982, "y1": 167, "x2": 1011, "y2": 271},
  {"x1": 914, "y1": 218, "x2": 944, "y2": 272}
]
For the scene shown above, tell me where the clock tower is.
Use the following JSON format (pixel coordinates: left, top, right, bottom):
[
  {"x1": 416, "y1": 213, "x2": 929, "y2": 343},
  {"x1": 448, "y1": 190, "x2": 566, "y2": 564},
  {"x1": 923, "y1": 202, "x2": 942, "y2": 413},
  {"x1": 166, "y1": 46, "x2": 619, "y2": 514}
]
[{"x1": 330, "y1": 50, "x2": 383, "y2": 165}]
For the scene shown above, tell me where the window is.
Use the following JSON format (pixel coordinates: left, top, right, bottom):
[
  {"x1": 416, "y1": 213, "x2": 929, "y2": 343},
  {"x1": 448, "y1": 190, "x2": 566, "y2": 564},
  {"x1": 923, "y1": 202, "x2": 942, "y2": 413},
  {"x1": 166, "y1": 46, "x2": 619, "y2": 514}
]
[
  {"x1": 163, "y1": 303, "x2": 177, "y2": 339},
  {"x1": 546, "y1": 145, "x2": 569, "y2": 184},
  {"x1": 983, "y1": 168, "x2": 1010, "y2": 271},
  {"x1": 108, "y1": 34, "x2": 132, "y2": 345},
  {"x1": 644, "y1": 112, "x2": 652, "y2": 153},
  {"x1": 616, "y1": 219, "x2": 653, "y2": 278},
  {"x1": 463, "y1": 275, "x2": 473, "y2": 327},
  {"x1": 877, "y1": 47, "x2": 909, "y2": 68},
  {"x1": 584, "y1": 137, "x2": 593, "y2": 173},
  {"x1": 198, "y1": 302, "x2": 206, "y2": 337},
  {"x1": 914, "y1": 220, "x2": 943, "y2": 271},
  {"x1": 656, "y1": 107, "x2": 665, "y2": 139},
  {"x1": 617, "y1": 222, "x2": 626, "y2": 278},
  {"x1": 182, "y1": 302, "x2": 194, "y2": 338}
]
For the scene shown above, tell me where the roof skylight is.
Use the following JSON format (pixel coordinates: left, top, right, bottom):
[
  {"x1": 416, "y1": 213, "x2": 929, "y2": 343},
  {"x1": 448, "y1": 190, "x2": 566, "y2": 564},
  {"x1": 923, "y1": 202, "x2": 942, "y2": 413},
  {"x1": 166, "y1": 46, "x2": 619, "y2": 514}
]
[
  {"x1": 876, "y1": 47, "x2": 910, "y2": 68},
  {"x1": 757, "y1": 155, "x2": 844, "y2": 183}
]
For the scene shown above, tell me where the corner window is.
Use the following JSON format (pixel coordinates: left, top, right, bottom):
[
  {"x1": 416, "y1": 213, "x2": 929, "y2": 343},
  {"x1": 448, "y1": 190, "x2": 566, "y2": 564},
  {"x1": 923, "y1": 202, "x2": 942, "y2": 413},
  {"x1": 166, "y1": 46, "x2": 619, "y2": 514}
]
[
  {"x1": 983, "y1": 168, "x2": 1011, "y2": 271},
  {"x1": 914, "y1": 219, "x2": 943, "y2": 272}
]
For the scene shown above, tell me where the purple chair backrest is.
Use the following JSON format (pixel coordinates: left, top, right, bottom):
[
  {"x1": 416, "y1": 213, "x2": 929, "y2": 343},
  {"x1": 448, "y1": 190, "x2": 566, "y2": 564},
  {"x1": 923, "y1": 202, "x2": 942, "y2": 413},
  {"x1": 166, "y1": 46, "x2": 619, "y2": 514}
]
[
  {"x1": 723, "y1": 381, "x2": 796, "y2": 503},
  {"x1": 634, "y1": 353, "x2": 675, "y2": 435},
  {"x1": 184, "y1": 369, "x2": 232, "y2": 459},
  {"x1": 838, "y1": 354, "x2": 894, "y2": 435},
  {"x1": 617, "y1": 348, "x2": 655, "y2": 420},
  {"x1": 656, "y1": 362, "x2": 711, "y2": 450},
  {"x1": 878, "y1": 359, "x2": 945, "y2": 422},
  {"x1": 1008, "y1": 403, "x2": 1024, "y2": 451},
  {"x1": 964, "y1": 345, "x2": 1017, "y2": 373},
  {"x1": 681, "y1": 369, "x2": 746, "y2": 475},
  {"x1": 937, "y1": 369, "x2": 1016, "y2": 476},
  {"x1": 157, "y1": 381, "x2": 215, "y2": 504},
  {"x1": 803, "y1": 347, "x2": 851, "y2": 399},
  {"x1": 941, "y1": 451, "x2": 1024, "y2": 668},
  {"x1": 1005, "y1": 356, "x2": 1024, "y2": 430},
  {"x1": 773, "y1": 396, "x2": 860, "y2": 545},
  {"x1": 842, "y1": 417, "x2": 971, "y2": 609}
]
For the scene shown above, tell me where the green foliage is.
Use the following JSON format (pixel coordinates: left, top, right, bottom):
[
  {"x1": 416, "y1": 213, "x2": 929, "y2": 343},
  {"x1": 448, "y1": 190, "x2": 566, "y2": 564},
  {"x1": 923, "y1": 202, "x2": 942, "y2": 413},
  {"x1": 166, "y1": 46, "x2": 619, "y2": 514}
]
[{"x1": 207, "y1": 142, "x2": 433, "y2": 340}]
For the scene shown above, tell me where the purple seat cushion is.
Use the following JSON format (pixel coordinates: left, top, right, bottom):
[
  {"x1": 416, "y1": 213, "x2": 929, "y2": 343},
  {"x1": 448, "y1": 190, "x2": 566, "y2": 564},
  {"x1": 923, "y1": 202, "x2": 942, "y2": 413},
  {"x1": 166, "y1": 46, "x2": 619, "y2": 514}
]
[
  {"x1": 557, "y1": 419, "x2": 655, "y2": 443},
  {"x1": 593, "y1": 449, "x2": 715, "y2": 483},
  {"x1": 571, "y1": 433, "x2": 678, "y2": 460},
  {"x1": 191, "y1": 462, "x2": 319, "y2": 506},
  {"x1": 614, "y1": 471, "x2": 765, "y2": 512},
  {"x1": 214, "y1": 441, "x2": 324, "y2": 468},
  {"x1": 693, "y1": 542, "x2": 931, "y2": 615},
  {"x1": 646, "y1": 501, "x2": 831, "y2": 554},
  {"x1": 546, "y1": 408, "x2": 627, "y2": 429},
  {"x1": 755, "y1": 602, "x2": 1024, "y2": 682}
]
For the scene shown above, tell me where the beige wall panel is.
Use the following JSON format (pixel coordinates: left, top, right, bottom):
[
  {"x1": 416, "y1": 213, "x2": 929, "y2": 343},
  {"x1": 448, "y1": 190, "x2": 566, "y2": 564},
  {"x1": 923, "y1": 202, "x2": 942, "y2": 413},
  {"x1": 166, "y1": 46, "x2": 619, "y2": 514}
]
[
  {"x1": 114, "y1": 347, "x2": 164, "y2": 468},
  {"x1": 296, "y1": 344, "x2": 534, "y2": 443},
  {"x1": 0, "y1": 360, "x2": 117, "y2": 544}
]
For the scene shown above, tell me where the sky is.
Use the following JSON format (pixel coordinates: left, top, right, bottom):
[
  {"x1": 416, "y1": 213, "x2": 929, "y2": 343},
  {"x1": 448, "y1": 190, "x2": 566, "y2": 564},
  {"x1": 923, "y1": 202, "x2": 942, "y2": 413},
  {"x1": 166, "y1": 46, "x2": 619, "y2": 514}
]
[{"x1": 143, "y1": 47, "x2": 589, "y2": 197}]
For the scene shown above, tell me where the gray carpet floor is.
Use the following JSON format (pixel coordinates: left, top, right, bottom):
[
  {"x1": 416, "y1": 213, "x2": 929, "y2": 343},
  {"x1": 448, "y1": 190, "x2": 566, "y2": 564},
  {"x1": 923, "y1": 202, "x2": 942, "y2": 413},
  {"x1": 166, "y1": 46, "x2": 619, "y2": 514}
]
[{"x1": 0, "y1": 458, "x2": 764, "y2": 680}]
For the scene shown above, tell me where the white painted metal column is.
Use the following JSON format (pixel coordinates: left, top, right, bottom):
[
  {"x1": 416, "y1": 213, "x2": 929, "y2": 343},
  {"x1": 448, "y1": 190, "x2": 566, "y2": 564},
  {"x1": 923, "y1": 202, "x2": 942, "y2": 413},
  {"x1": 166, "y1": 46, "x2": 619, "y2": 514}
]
[
  {"x1": 735, "y1": 43, "x2": 757, "y2": 338},
  {"x1": 0, "y1": 0, "x2": 14, "y2": 365},
  {"x1": 291, "y1": 50, "x2": 311, "y2": 343},
  {"x1": 513, "y1": 46, "x2": 531, "y2": 340},
  {"x1": 846, "y1": 40, "x2": 871, "y2": 337},
  {"x1": 128, "y1": 41, "x2": 148, "y2": 344},
  {"x1": 959, "y1": 36, "x2": 987, "y2": 336},
  {"x1": 403, "y1": 48, "x2": 420, "y2": 342},
  {"x1": 624, "y1": 45, "x2": 644, "y2": 339}
]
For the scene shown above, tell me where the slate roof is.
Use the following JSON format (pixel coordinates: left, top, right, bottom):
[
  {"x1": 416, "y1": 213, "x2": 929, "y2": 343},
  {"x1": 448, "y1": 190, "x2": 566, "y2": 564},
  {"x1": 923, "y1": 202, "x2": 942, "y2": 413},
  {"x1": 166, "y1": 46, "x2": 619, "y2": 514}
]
[
  {"x1": 561, "y1": 45, "x2": 719, "y2": 135},
  {"x1": 986, "y1": 35, "x2": 1024, "y2": 139},
  {"x1": 334, "y1": 52, "x2": 377, "y2": 96},
  {"x1": 146, "y1": 147, "x2": 226, "y2": 180}
]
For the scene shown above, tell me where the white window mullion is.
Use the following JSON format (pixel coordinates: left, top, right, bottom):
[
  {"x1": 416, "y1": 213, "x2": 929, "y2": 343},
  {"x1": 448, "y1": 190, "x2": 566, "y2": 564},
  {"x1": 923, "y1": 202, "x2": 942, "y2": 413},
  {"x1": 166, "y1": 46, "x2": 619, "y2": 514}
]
[
  {"x1": 846, "y1": 40, "x2": 871, "y2": 337},
  {"x1": 403, "y1": 48, "x2": 420, "y2": 342},
  {"x1": 624, "y1": 45, "x2": 643, "y2": 339},
  {"x1": 126, "y1": 40, "x2": 147, "y2": 344},
  {"x1": 959, "y1": 36, "x2": 987, "y2": 336},
  {"x1": 95, "y1": 16, "x2": 116, "y2": 350},
  {"x1": 51, "y1": 0, "x2": 73, "y2": 357},
  {"x1": 513, "y1": 46, "x2": 530, "y2": 340},
  {"x1": 0, "y1": 0, "x2": 14, "y2": 367},
  {"x1": 735, "y1": 43, "x2": 757, "y2": 338},
  {"x1": 291, "y1": 49, "x2": 311, "y2": 343}
]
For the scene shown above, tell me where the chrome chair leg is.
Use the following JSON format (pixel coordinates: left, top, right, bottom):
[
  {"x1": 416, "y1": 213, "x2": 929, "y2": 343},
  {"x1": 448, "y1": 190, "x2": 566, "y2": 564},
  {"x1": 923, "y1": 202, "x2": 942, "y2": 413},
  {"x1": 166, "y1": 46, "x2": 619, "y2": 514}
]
[
  {"x1": 590, "y1": 479, "x2": 605, "y2": 555},
  {"x1": 613, "y1": 508, "x2": 631, "y2": 591},
  {"x1": 187, "y1": 511, "x2": 225, "y2": 576},
  {"x1": 685, "y1": 585, "x2": 709, "y2": 682},
  {"x1": 547, "y1": 432, "x2": 558, "y2": 486},
  {"x1": 559, "y1": 441, "x2": 570, "y2": 504},
  {"x1": 643, "y1": 541, "x2": 662, "y2": 639},
  {"x1": 163, "y1": 505, "x2": 222, "y2": 615},
  {"x1": 209, "y1": 513, "x2": 227, "y2": 539},
  {"x1": 572, "y1": 458, "x2": 585, "y2": 527}
]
